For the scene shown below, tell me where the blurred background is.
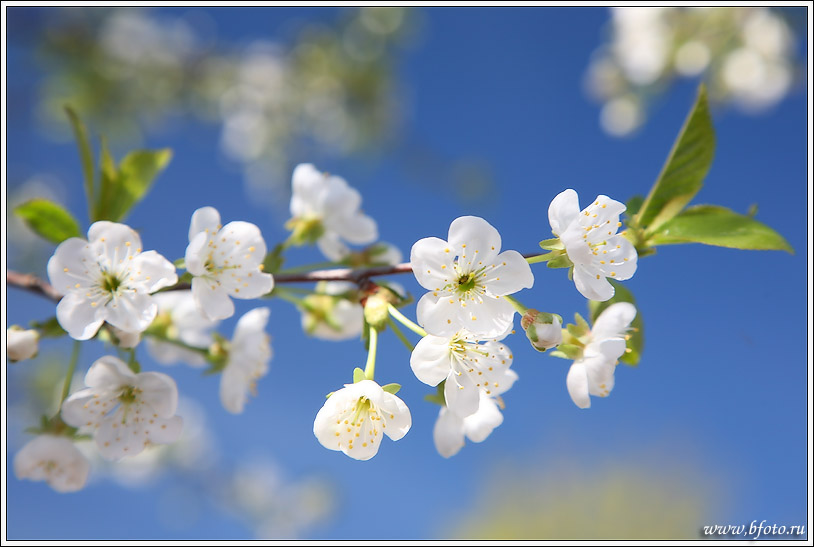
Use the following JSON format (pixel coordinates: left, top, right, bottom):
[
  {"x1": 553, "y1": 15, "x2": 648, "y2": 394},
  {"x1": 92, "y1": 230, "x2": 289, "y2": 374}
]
[{"x1": 5, "y1": 7, "x2": 809, "y2": 540}]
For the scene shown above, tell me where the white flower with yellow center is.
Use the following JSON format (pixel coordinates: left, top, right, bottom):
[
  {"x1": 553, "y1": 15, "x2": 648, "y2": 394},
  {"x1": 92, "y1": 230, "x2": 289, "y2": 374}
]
[
  {"x1": 433, "y1": 393, "x2": 505, "y2": 458},
  {"x1": 13, "y1": 435, "x2": 90, "y2": 493},
  {"x1": 288, "y1": 163, "x2": 378, "y2": 261},
  {"x1": 47, "y1": 221, "x2": 178, "y2": 340},
  {"x1": 410, "y1": 327, "x2": 517, "y2": 418},
  {"x1": 61, "y1": 355, "x2": 183, "y2": 460},
  {"x1": 549, "y1": 189, "x2": 638, "y2": 301},
  {"x1": 566, "y1": 302, "x2": 637, "y2": 409},
  {"x1": 313, "y1": 380, "x2": 411, "y2": 461},
  {"x1": 411, "y1": 216, "x2": 534, "y2": 338},
  {"x1": 220, "y1": 307, "x2": 272, "y2": 414},
  {"x1": 185, "y1": 207, "x2": 274, "y2": 321},
  {"x1": 146, "y1": 290, "x2": 220, "y2": 367}
]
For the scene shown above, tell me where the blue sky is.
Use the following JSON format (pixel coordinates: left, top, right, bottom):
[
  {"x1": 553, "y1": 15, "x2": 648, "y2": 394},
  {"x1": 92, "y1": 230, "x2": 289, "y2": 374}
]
[{"x1": 5, "y1": 7, "x2": 809, "y2": 540}]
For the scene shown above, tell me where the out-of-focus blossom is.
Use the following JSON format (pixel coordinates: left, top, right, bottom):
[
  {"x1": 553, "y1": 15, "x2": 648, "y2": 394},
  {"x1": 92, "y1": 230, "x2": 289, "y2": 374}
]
[
  {"x1": 220, "y1": 308, "x2": 272, "y2": 414},
  {"x1": 7, "y1": 326, "x2": 40, "y2": 362},
  {"x1": 146, "y1": 290, "x2": 220, "y2": 366}
]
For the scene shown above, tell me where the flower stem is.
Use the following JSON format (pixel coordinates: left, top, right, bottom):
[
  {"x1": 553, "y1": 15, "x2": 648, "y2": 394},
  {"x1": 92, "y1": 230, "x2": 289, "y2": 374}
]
[
  {"x1": 273, "y1": 289, "x2": 306, "y2": 307},
  {"x1": 503, "y1": 295, "x2": 529, "y2": 314},
  {"x1": 60, "y1": 340, "x2": 81, "y2": 406},
  {"x1": 364, "y1": 325, "x2": 378, "y2": 381},
  {"x1": 388, "y1": 316, "x2": 415, "y2": 352},
  {"x1": 526, "y1": 253, "x2": 550, "y2": 265},
  {"x1": 387, "y1": 304, "x2": 427, "y2": 337}
]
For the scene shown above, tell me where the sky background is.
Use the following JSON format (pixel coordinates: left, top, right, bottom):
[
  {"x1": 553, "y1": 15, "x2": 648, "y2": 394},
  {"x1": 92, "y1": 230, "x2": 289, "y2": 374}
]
[{"x1": 5, "y1": 7, "x2": 809, "y2": 540}]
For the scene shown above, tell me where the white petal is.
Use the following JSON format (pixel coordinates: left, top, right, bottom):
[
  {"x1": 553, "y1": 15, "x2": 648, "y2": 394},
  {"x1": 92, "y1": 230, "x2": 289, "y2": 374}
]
[
  {"x1": 591, "y1": 302, "x2": 637, "y2": 342},
  {"x1": 56, "y1": 292, "x2": 104, "y2": 341},
  {"x1": 144, "y1": 414, "x2": 183, "y2": 445},
  {"x1": 95, "y1": 409, "x2": 143, "y2": 460},
  {"x1": 215, "y1": 221, "x2": 268, "y2": 263},
  {"x1": 233, "y1": 307, "x2": 271, "y2": 343},
  {"x1": 321, "y1": 175, "x2": 362, "y2": 218},
  {"x1": 447, "y1": 215, "x2": 502, "y2": 264},
  {"x1": 433, "y1": 407, "x2": 465, "y2": 458},
  {"x1": 87, "y1": 221, "x2": 143, "y2": 262},
  {"x1": 548, "y1": 189, "x2": 581, "y2": 236},
  {"x1": 128, "y1": 251, "x2": 178, "y2": 293},
  {"x1": 61, "y1": 390, "x2": 117, "y2": 428},
  {"x1": 573, "y1": 264, "x2": 615, "y2": 301},
  {"x1": 134, "y1": 371, "x2": 179, "y2": 417},
  {"x1": 308, "y1": 300, "x2": 364, "y2": 341},
  {"x1": 596, "y1": 236, "x2": 638, "y2": 281},
  {"x1": 445, "y1": 369, "x2": 480, "y2": 418},
  {"x1": 582, "y1": 195, "x2": 626, "y2": 226},
  {"x1": 188, "y1": 206, "x2": 221, "y2": 242},
  {"x1": 317, "y1": 232, "x2": 350, "y2": 261},
  {"x1": 192, "y1": 277, "x2": 235, "y2": 321},
  {"x1": 7, "y1": 328, "x2": 39, "y2": 361},
  {"x1": 290, "y1": 163, "x2": 326, "y2": 217},
  {"x1": 85, "y1": 355, "x2": 136, "y2": 389},
  {"x1": 466, "y1": 295, "x2": 516, "y2": 339},
  {"x1": 184, "y1": 231, "x2": 209, "y2": 276},
  {"x1": 220, "y1": 365, "x2": 250, "y2": 414},
  {"x1": 481, "y1": 250, "x2": 534, "y2": 295},
  {"x1": 463, "y1": 396, "x2": 504, "y2": 443},
  {"x1": 583, "y1": 353, "x2": 616, "y2": 399},
  {"x1": 103, "y1": 292, "x2": 157, "y2": 334},
  {"x1": 560, "y1": 224, "x2": 595, "y2": 265},
  {"x1": 410, "y1": 237, "x2": 456, "y2": 291},
  {"x1": 331, "y1": 213, "x2": 378, "y2": 245},
  {"x1": 14, "y1": 435, "x2": 90, "y2": 493},
  {"x1": 566, "y1": 361, "x2": 591, "y2": 409},
  {"x1": 410, "y1": 335, "x2": 453, "y2": 386},
  {"x1": 47, "y1": 238, "x2": 97, "y2": 294},
  {"x1": 379, "y1": 391, "x2": 411, "y2": 441},
  {"x1": 416, "y1": 292, "x2": 460, "y2": 337},
  {"x1": 219, "y1": 269, "x2": 274, "y2": 300}
]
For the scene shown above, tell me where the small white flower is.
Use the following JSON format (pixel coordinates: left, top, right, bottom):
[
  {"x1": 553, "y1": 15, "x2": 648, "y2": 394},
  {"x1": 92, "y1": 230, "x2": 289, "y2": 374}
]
[
  {"x1": 433, "y1": 393, "x2": 505, "y2": 458},
  {"x1": 109, "y1": 326, "x2": 141, "y2": 349},
  {"x1": 220, "y1": 307, "x2": 272, "y2": 414},
  {"x1": 13, "y1": 435, "x2": 90, "y2": 492},
  {"x1": 566, "y1": 302, "x2": 637, "y2": 409},
  {"x1": 521, "y1": 310, "x2": 563, "y2": 352},
  {"x1": 411, "y1": 327, "x2": 518, "y2": 418},
  {"x1": 185, "y1": 206, "x2": 274, "y2": 321},
  {"x1": 549, "y1": 190, "x2": 638, "y2": 301},
  {"x1": 61, "y1": 355, "x2": 183, "y2": 460},
  {"x1": 146, "y1": 290, "x2": 220, "y2": 367},
  {"x1": 289, "y1": 163, "x2": 378, "y2": 261},
  {"x1": 411, "y1": 216, "x2": 534, "y2": 338},
  {"x1": 300, "y1": 281, "x2": 364, "y2": 341},
  {"x1": 313, "y1": 380, "x2": 411, "y2": 461},
  {"x1": 47, "y1": 221, "x2": 178, "y2": 340},
  {"x1": 7, "y1": 326, "x2": 39, "y2": 362}
]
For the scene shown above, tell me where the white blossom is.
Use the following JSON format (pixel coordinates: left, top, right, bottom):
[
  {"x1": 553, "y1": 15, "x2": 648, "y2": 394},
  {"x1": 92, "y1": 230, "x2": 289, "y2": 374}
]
[
  {"x1": 220, "y1": 307, "x2": 272, "y2": 414},
  {"x1": 566, "y1": 302, "x2": 637, "y2": 409},
  {"x1": 549, "y1": 190, "x2": 638, "y2": 301},
  {"x1": 61, "y1": 355, "x2": 183, "y2": 459},
  {"x1": 433, "y1": 393, "x2": 505, "y2": 458},
  {"x1": 146, "y1": 290, "x2": 219, "y2": 366},
  {"x1": 185, "y1": 206, "x2": 274, "y2": 321},
  {"x1": 410, "y1": 327, "x2": 518, "y2": 418},
  {"x1": 411, "y1": 215, "x2": 534, "y2": 338},
  {"x1": 289, "y1": 163, "x2": 378, "y2": 261},
  {"x1": 300, "y1": 281, "x2": 364, "y2": 341},
  {"x1": 13, "y1": 435, "x2": 90, "y2": 492},
  {"x1": 47, "y1": 221, "x2": 178, "y2": 340},
  {"x1": 313, "y1": 380, "x2": 411, "y2": 461},
  {"x1": 7, "y1": 326, "x2": 39, "y2": 362}
]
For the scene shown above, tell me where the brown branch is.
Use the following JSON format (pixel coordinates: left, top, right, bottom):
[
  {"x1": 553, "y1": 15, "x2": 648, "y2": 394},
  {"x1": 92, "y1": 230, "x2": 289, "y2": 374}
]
[{"x1": 7, "y1": 270, "x2": 64, "y2": 302}]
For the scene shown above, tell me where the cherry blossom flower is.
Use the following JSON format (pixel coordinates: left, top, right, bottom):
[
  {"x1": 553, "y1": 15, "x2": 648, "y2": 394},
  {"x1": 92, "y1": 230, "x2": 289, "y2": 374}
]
[
  {"x1": 47, "y1": 221, "x2": 178, "y2": 340},
  {"x1": 13, "y1": 435, "x2": 90, "y2": 492},
  {"x1": 288, "y1": 163, "x2": 378, "y2": 261},
  {"x1": 566, "y1": 302, "x2": 637, "y2": 409},
  {"x1": 7, "y1": 326, "x2": 39, "y2": 362},
  {"x1": 313, "y1": 380, "x2": 411, "y2": 461},
  {"x1": 411, "y1": 216, "x2": 534, "y2": 338},
  {"x1": 220, "y1": 307, "x2": 272, "y2": 414},
  {"x1": 61, "y1": 355, "x2": 183, "y2": 460},
  {"x1": 185, "y1": 206, "x2": 274, "y2": 321},
  {"x1": 410, "y1": 327, "x2": 518, "y2": 418},
  {"x1": 146, "y1": 290, "x2": 219, "y2": 366},
  {"x1": 299, "y1": 281, "x2": 364, "y2": 341},
  {"x1": 433, "y1": 393, "x2": 505, "y2": 458},
  {"x1": 548, "y1": 190, "x2": 638, "y2": 301}
]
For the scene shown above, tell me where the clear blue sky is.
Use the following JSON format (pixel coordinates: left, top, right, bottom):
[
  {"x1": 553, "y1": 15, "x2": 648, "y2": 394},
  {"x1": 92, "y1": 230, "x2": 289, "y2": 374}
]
[{"x1": 5, "y1": 7, "x2": 809, "y2": 540}]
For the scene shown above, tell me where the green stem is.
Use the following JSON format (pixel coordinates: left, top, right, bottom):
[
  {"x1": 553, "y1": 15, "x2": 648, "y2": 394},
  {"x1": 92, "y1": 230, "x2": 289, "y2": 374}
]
[
  {"x1": 388, "y1": 316, "x2": 415, "y2": 352},
  {"x1": 526, "y1": 253, "x2": 550, "y2": 265},
  {"x1": 60, "y1": 341, "x2": 81, "y2": 406},
  {"x1": 503, "y1": 295, "x2": 529, "y2": 315},
  {"x1": 273, "y1": 290, "x2": 306, "y2": 307},
  {"x1": 364, "y1": 325, "x2": 378, "y2": 380},
  {"x1": 387, "y1": 304, "x2": 427, "y2": 337}
]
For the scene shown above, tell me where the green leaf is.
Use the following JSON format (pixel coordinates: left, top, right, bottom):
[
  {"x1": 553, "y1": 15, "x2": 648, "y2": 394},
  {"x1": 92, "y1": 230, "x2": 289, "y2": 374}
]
[
  {"x1": 554, "y1": 344, "x2": 583, "y2": 360},
  {"x1": 636, "y1": 85, "x2": 715, "y2": 233},
  {"x1": 94, "y1": 136, "x2": 118, "y2": 221},
  {"x1": 539, "y1": 237, "x2": 564, "y2": 251},
  {"x1": 353, "y1": 367, "x2": 366, "y2": 383},
  {"x1": 588, "y1": 280, "x2": 644, "y2": 366},
  {"x1": 96, "y1": 148, "x2": 172, "y2": 222},
  {"x1": 546, "y1": 253, "x2": 573, "y2": 269},
  {"x1": 649, "y1": 205, "x2": 793, "y2": 253},
  {"x1": 626, "y1": 195, "x2": 645, "y2": 218},
  {"x1": 15, "y1": 198, "x2": 82, "y2": 244},
  {"x1": 29, "y1": 317, "x2": 67, "y2": 338},
  {"x1": 64, "y1": 106, "x2": 95, "y2": 210},
  {"x1": 424, "y1": 381, "x2": 446, "y2": 406},
  {"x1": 381, "y1": 383, "x2": 401, "y2": 395}
]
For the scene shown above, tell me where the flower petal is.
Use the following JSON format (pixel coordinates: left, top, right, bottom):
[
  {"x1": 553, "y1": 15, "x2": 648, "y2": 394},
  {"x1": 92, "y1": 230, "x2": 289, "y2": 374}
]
[
  {"x1": 591, "y1": 302, "x2": 637, "y2": 342},
  {"x1": 291, "y1": 163, "x2": 326, "y2": 217},
  {"x1": 56, "y1": 292, "x2": 105, "y2": 341},
  {"x1": 596, "y1": 236, "x2": 638, "y2": 281},
  {"x1": 219, "y1": 269, "x2": 274, "y2": 300},
  {"x1": 192, "y1": 277, "x2": 235, "y2": 321},
  {"x1": 128, "y1": 251, "x2": 178, "y2": 293},
  {"x1": 144, "y1": 415, "x2": 183, "y2": 445},
  {"x1": 582, "y1": 195, "x2": 626, "y2": 226},
  {"x1": 445, "y1": 368, "x2": 480, "y2": 418},
  {"x1": 410, "y1": 236, "x2": 456, "y2": 290},
  {"x1": 379, "y1": 392, "x2": 411, "y2": 441},
  {"x1": 482, "y1": 250, "x2": 534, "y2": 295},
  {"x1": 548, "y1": 189, "x2": 581, "y2": 236},
  {"x1": 14, "y1": 435, "x2": 89, "y2": 493},
  {"x1": 220, "y1": 365, "x2": 250, "y2": 414},
  {"x1": 466, "y1": 295, "x2": 516, "y2": 339},
  {"x1": 416, "y1": 292, "x2": 460, "y2": 337},
  {"x1": 189, "y1": 206, "x2": 221, "y2": 242},
  {"x1": 448, "y1": 215, "x2": 502, "y2": 264},
  {"x1": 85, "y1": 355, "x2": 136, "y2": 389},
  {"x1": 103, "y1": 291, "x2": 157, "y2": 334},
  {"x1": 573, "y1": 264, "x2": 615, "y2": 301},
  {"x1": 433, "y1": 407, "x2": 465, "y2": 458},
  {"x1": 184, "y1": 231, "x2": 209, "y2": 276},
  {"x1": 317, "y1": 232, "x2": 350, "y2": 261},
  {"x1": 583, "y1": 353, "x2": 616, "y2": 399},
  {"x1": 566, "y1": 361, "x2": 591, "y2": 409},
  {"x1": 330, "y1": 212, "x2": 378, "y2": 245},
  {"x1": 410, "y1": 335, "x2": 453, "y2": 386},
  {"x1": 463, "y1": 396, "x2": 504, "y2": 443},
  {"x1": 47, "y1": 238, "x2": 97, "y2": 294},
  {"x1": 232, "y1": 307, "x2": 271, "y2": 343},
  {"x1": 61, "y1": 390, "x2": 118, "y2": 428},
  {"x1": 87, "y1": 221, "x2": 143, "y2": 261},
  {"x1": 135, "y1": 371, "x2": 179, "y2": 417}
]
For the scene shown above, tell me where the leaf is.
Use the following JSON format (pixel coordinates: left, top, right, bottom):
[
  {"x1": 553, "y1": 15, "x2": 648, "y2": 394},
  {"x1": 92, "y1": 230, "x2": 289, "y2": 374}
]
[
  {"x1": 29, "y1": 317, "x2": 67, "y2": 338},
  {"x1": 635, "y1": 85, "x2": 715, "y2": 234},
  {"x1": 381, "y1": 383, "x2": 401, "y2": 395},
  {"x1": 64, "y1": 106, "x2": 95, "y2": 209},
  {"x1": 14, "y1": 198, "x2": 82, "y2": 244},
  {"x1": 96, "y1": 147, "x2": 172, "y2": 222},
  {"x1": 650, "y1": 205, "x2": 793, "y2": 253},
  {"x1": 588, "y1": 280, "x2": 644, "y2": 366},
  {"x1": 546, "y1": 253, "x2": 573, "y2": 269},
  {"x1": 625, "y1": 195, "x2": 644, "y2": 218},
  {"x1": 353, "y1": 367, "x2": 366, "y2": 383},
  {"x1": 94, "y1": 136, "x2": 118, "y2": 221},
  {"x1": 553, "y1": 344, "x2": 583, "y2": 360}
]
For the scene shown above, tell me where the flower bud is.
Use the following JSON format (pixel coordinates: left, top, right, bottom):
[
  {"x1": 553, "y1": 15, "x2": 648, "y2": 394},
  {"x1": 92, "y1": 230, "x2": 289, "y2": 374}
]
[
  {"x1": 7, "y1": 326, "x2": 39, "y2": 362},
  {"x1": 363, "y1": 292, "x2": 390, "y2": 331},
  {"x1": 521, "y1": 309, "x2": 562, "y2": 352}
]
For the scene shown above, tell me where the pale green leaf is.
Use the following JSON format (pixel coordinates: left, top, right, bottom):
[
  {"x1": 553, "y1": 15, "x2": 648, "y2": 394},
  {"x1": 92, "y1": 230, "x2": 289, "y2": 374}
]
[
  {"x1": 64, "y1": 106, "x2": 95, "y2": 210},
  {"x1": 15, "y1": 198, "x2": 81, "y2": 244}
]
